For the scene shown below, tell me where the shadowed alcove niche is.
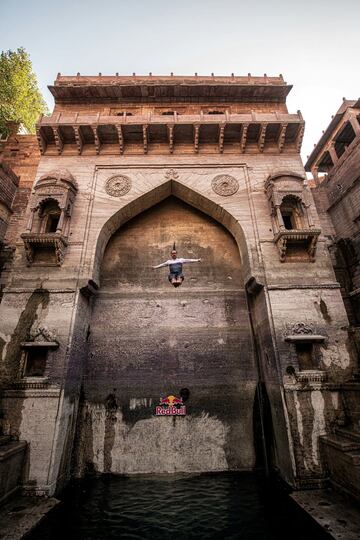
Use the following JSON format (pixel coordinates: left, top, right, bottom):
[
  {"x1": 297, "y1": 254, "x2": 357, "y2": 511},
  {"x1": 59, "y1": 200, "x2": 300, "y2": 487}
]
[{"x1": 75, "y1": 193, "x2": 259, "y2": 477}]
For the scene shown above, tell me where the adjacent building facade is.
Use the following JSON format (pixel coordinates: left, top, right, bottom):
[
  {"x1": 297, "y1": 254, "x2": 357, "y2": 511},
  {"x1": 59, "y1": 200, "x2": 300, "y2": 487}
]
[
  {"x1": 306, "y1": 99, "x2": 360, "y2": 497},
  {"x1": 0, "y1": 75, "x2": 358, "y2": 499}
]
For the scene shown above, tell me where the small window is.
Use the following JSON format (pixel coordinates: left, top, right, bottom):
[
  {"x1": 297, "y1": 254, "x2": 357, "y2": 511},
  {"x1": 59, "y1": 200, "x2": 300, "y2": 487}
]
[
  {"x1": 24, "y1": 348, "x2": 47, "y2": 377},
  {"x1": 46, "y1": 214, "x2": 60, "y2": 233},
  {"x1": 116, "y1": 112, "x2": 133, "y2": 116},
  {"x1": 296, "y1": 343, "x2": 314, "y2": 370},
  {"x1": 282, "y1": 212, "x2": 294, "y2": 230},
  {"x1": 207, "y1": 110, "x2": 225, "y2": 115},
  {"x1": 161, "y1": 111, "x2": 175, "y2": 116}
]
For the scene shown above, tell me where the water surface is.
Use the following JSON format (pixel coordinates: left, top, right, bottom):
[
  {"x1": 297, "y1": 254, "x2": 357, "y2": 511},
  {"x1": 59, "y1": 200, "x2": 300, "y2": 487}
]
[{"x1": 28, "y1": 472, "x2": 330, "y2": 540}]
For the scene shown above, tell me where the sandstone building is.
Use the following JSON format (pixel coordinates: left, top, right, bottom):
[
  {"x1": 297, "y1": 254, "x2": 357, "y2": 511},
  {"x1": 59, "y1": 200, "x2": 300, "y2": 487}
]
[
  {"x1": 0, "y1": 75, "x2": 358, "y2": 501},
  {"x1": 306, "y1": 99, "x2": 360, "y2": 497}
]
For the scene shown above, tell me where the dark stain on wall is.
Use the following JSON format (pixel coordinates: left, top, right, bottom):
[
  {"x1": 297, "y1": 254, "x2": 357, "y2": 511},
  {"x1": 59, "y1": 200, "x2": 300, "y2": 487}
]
[
  {"x1": 1, "y1": 288, "x2": 49, "y2": 387},
  {"x1": 319, "y1": 299, "x2": 332, "y2": 323},
  {"x1": 104, "y1": 392, "x2": 118, "y2": 472}
]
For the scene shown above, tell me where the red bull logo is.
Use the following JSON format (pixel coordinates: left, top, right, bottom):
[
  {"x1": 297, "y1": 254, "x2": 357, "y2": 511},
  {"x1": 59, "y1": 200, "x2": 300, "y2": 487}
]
[{"x1": 155, "y1": 394, "x2": 186, "y2": 416}]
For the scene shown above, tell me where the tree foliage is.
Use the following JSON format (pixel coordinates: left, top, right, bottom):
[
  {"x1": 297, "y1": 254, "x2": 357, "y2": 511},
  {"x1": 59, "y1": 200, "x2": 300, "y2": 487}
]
[{"x1": 0, "y1": 47, "x2": 48, "y2": 137}]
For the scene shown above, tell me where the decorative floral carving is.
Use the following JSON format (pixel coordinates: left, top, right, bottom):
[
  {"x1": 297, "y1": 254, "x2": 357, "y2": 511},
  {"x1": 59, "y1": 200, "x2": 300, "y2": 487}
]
[
  {"x1": 291, "y1": 322, "x2": 315, "y2": 335},
  {"x1": 283, "y1": 322, "x2": 316, "y2": 339},
  {"x1": 164, "y1": 169, "x2": 179, "y2": 181},
  {"x1": 105, "y1": 175, "x2": 132, "y2": 197},
  {"x1": 30, "y1": 323, "x2": 57, "y2": 343},
  {"x1": 211, "y1": 174, "x2": 239, "y2": 196}
]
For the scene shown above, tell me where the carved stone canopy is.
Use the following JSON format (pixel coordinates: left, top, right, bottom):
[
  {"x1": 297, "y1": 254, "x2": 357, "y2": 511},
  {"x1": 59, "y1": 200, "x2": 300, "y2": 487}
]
[
  {"x1": 265, "y1": 171, "x2": 308, "y2": 207},
  {"x1": 37, "y1": 169, "x2": 78, "y2": 190},
  {"x1": 21, "y1": 324, "x2": 59, "y2": 349},
  {"x1": 21, "y1": 169, "x2": 77, "y2": 266},
  {"x1": 29, "y1": 324, "x2": 57, "y2": 343},
  {"x1": 265, "y1": 171, "x2": 321, "y2": 262},
  {"x1": 32, "y1": 169, "x2": 78, "y2": 212},
  {"x1": 284, "y1": 322, "x2": 327, "y2": 343}
]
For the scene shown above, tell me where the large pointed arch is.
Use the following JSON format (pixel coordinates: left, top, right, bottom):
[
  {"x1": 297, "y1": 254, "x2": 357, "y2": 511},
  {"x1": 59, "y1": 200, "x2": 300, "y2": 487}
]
[{"x1": 91, "y1": 179, "x2": 253, "y2": 287}]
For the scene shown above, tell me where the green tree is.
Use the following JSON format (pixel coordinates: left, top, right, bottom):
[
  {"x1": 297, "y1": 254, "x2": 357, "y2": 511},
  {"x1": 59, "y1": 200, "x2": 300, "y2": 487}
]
[{"x1": 0, "y1": 47, "x2": 48, "y2": 137}]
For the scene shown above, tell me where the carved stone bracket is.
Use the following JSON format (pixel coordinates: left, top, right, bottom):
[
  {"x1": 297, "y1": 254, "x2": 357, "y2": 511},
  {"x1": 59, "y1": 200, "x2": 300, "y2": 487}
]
[
  {"x1": 219, "y1": 124, "x2": 225, "y2": 153},
  {"x1": 167, "y1": 125, "x2": 174, "y2": 154},
  {"x1": 194, "y1": 124, "x2": 200, "y2": 153},
  {"x1": 245, "y1": 276, "x2": 264, "y2": 296},
  {"x1": 277, "y1": 123, "x2": 288, "y2": 153},
  {"x1": 258, "y1": 123, "x2": 267, "y2": 152},
  {"x1": 240, "y1": 123, "x2": 249, "y2": 153}
]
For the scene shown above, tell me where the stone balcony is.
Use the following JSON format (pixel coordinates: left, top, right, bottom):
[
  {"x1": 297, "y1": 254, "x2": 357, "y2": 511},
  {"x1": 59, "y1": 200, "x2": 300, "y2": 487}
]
[
  {"x1": 274, "y1": 228, "x2": 321, "y2": 262},
  {"x1": 20, "y1": 232, "x2": 68, "y2": 266},
  {"x1": 36, "y1": 111, "x2": 305, "y2": 156}
]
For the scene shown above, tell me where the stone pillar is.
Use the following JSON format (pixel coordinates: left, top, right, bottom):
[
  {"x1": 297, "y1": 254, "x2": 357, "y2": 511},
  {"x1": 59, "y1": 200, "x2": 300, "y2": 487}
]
[
  {"x1": 56, "y1": 208, "x2": 66, "y2": 233},
  {"x1": 275, "y1": 205, "x2": 285, "y2": 230},
  {"x1": 26, "y1": 209, "x2": 36, "y2": 232},
  {"x1": 311, "y1": 166, "x2": 319, "y2": 185},
  {"x1": 328, "y1": 145, "x2": 339, "y2": 166},
  {"x1": 349, "y1": 115, "x2": 360, "y2": 136}
]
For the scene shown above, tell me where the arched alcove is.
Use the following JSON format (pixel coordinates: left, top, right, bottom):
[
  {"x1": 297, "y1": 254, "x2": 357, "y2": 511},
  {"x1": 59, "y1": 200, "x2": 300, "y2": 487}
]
[
  {"x1": 76, "y1": 195, "x2": 258, "y2": 476},
  {"x1": 91, "y1": 179, "x2": 253, "y2": 287},
  {"x1": 101, "y1": 196, "x2": 243, "y2": 291}
]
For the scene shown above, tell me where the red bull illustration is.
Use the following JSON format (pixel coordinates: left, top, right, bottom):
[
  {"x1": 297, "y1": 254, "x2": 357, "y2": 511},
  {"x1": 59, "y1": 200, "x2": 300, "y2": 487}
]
[{"x1": 155, "y1": 395, "x2": 186, "y2": 416}]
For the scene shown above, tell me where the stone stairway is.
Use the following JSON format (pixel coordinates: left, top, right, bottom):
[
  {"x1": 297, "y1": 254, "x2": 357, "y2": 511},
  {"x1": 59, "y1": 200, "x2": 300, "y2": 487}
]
[
  {"x1": 0, "y1": 435, "x2": 27, "y2": 505},
  {"x1": 320, "y1": 427, "x2": 360, "y2": 501}
]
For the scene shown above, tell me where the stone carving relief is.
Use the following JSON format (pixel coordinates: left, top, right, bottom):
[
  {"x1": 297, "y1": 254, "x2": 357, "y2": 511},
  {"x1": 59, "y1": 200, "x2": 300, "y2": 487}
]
[
  {"x1": 211, "y1": 174, "x2": 239, "y2": 196},
  {"x1": 283, "y1": 321, "x2": 327, "y2": 342},
  {"x1": 105, "y1": 175, "x2": 132, "y2": 197},
  {"x1": 290, "y1": 322, "x2": 315, "y2": 335},
  {"x1": 29, "y1": 323, "x2": 58, "y2": 344},
  {"x1": 283, "y1": 322, "x2": 315, "y2": 339},
  {"x1": 164, "y1": 169, "x2": 179, "y2": 181}
]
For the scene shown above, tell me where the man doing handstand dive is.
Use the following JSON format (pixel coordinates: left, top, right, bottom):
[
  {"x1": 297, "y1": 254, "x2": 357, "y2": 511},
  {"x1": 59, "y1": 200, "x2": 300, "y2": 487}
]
[{"x1": 152, "y1": 244, "x2": 201, "y2": 288}]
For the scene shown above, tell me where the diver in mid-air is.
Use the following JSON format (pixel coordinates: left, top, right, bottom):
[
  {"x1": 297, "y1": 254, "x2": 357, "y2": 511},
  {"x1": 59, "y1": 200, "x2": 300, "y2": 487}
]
[{"x1": 152, "y1": 244, "x2": 201, "y2": 288}]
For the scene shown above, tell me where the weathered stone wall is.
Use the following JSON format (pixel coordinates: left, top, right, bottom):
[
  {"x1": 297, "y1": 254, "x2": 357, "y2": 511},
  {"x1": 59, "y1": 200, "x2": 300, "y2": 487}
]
[
  {"x1": 0, "y1": 76, "x2": 357, "y2": 497},
  {"x1": 0, "y1": 134, "x2": 40, "y2": 291},
  {"x1": 75, "y1": 197, "x2": 258, "y2": 475}
]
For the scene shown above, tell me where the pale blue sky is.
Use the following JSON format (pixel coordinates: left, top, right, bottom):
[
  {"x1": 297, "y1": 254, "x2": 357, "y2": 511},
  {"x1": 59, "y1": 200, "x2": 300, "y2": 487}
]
[{"x1": 1, "y1": 0, "x2": 359, "y2": 161}]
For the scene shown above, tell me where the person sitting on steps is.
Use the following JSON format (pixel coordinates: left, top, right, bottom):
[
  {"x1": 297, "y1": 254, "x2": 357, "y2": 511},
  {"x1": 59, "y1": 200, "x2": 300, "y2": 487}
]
[{"x1": 152, "y1": 244, "x2": 201, "y2": 288}]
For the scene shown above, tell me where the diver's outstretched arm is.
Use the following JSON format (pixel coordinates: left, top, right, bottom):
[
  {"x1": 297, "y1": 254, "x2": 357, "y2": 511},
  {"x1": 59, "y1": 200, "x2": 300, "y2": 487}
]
[
  {"x1": 180, "y1": 258, "x2": 202, "y2": 264},
  {"x1": 152, "y1": 261, "x2": 169, "y2": 269}
]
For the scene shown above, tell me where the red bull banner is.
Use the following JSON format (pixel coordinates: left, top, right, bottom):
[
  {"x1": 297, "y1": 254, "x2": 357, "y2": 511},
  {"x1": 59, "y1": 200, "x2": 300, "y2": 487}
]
[{"x1": 155, "y1": 395, "x2": 186, "y2": 416}]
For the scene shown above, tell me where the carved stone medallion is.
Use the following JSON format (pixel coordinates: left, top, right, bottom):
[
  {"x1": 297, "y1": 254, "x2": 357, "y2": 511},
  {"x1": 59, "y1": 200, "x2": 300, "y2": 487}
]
[
  {"x1": 105, "y1": 175, "x2": 132, "y2": 197},
  {"x1": 211, "y1": 174, "x2": 239, "y2": 196}
]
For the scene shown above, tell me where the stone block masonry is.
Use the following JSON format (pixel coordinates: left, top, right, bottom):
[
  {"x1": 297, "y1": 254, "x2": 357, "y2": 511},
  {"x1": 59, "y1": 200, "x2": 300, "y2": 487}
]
[{"x1": 0, "y1": 75, "x2": 356, "y2": 500}]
